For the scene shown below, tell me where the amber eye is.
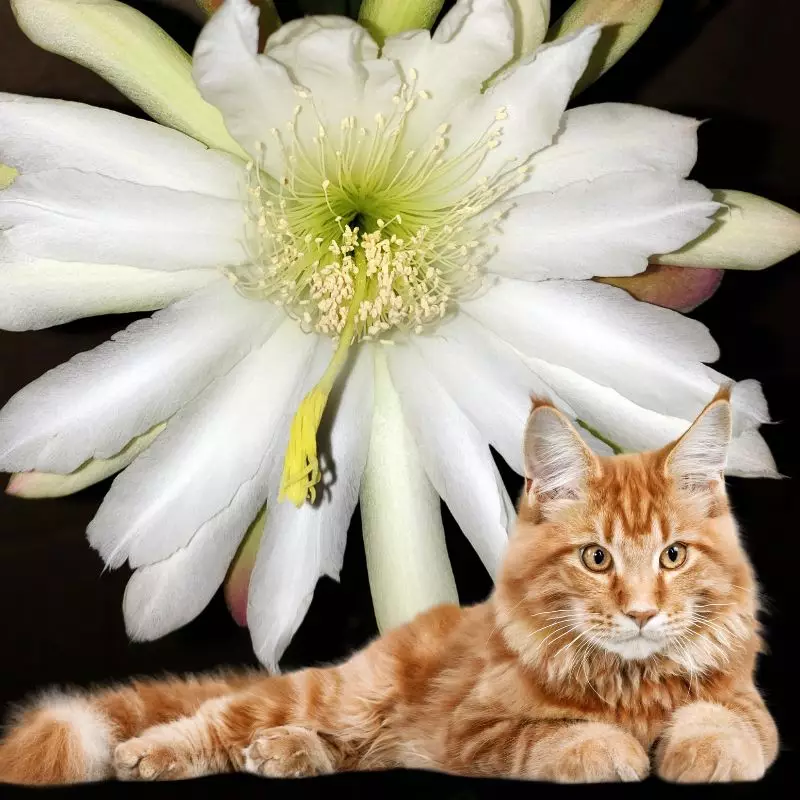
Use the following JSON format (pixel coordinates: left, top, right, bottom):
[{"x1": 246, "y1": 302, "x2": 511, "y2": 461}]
[
  {"x1": 660, "y1": 543, "x2": 688, "y2": 569},
  {"x1": 581, "y1": 545, "x2": 613, "y2": 573}
]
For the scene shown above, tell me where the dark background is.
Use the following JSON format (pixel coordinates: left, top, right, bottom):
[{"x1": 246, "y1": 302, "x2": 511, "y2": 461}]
[{"x1": 0, "y1": 0, "x2": 798, "y2": 796}]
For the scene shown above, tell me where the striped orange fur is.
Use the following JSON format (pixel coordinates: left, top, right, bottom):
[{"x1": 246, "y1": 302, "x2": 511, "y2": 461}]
[{"x1": 0, "y1": 391, "x2": 777, "y2": 784}]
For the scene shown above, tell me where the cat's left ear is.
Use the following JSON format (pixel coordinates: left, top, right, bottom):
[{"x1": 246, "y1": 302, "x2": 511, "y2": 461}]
[{"x1": 664, "y1": 387, "x2": 732, "y2": 491}]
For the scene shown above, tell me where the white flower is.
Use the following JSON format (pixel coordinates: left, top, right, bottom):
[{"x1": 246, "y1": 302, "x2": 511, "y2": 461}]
[{"x1": 0, "y1": 0, "x2": 776, "y2": 669}]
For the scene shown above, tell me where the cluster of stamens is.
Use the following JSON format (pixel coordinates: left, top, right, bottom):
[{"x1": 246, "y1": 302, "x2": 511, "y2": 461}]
[{"x1": 227, "y1": 69, "x2": 530, "y2": 342}]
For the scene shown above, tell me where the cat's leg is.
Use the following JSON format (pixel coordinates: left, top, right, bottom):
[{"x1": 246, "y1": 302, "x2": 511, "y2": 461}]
[
  {"x1": 655, "y1": 691, "x2": 778, "y2": 782},
  {"x1": 445, "y1": 718, "x2": 649, "y2": 782},
  {"x1": 114, "y1": 669, "x2": 355, "y2": 781},
  {"x1": 0, "y1": 673, "x2": 251, "y2": 785}
]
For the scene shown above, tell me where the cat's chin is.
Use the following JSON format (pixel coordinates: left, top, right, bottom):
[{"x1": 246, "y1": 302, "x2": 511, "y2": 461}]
[{"x1": 602, "y1": 635, "x2": 665, "y2": 661}]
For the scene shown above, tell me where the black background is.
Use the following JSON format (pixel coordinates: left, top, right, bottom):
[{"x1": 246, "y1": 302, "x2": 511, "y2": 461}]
[{"x1": 0, "y1": 0, "x2": 798, "y2": 797}]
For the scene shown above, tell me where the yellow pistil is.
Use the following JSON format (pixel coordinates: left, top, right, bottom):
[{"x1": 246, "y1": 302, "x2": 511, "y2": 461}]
[{"x1": 279, "y1": 247, "x2": 369, "y2": 506}]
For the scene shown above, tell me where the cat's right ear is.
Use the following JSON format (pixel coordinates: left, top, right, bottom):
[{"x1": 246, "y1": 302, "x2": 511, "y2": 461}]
[{"x1": 523, "y1": 399, "x2": 598, "y2": 514}]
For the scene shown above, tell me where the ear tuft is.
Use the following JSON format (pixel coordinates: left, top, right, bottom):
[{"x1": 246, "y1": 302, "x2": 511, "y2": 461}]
[
  {"x1": 523, "y1": 404, "x2": 596, "y2": 505},
  {"x1": 530, "y1": 394, "x2": 556, "y2": 413},
  {"x1": 666, "y1": 394, "x2": 732, "y2": 490}
]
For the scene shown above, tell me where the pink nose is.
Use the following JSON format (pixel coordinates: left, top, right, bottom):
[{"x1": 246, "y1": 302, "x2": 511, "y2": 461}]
[{"x1": 626, "y1": 609, "x2": 658, "y2": 628}]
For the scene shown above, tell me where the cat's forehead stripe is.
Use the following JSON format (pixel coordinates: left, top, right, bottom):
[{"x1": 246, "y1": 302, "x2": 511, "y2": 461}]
[{"x1": 590, "y1": 456, "x2": 675, "y2": 541}]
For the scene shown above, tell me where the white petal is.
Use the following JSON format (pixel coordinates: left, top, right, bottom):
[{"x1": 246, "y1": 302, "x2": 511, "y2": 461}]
[
  {"x1": 192, "y1": 0, "x2": 298, "y2": 173},
  {"x1": 0, "y1": 257, "x2": 215, "y2": 331},
  {"x1": 123, "y1": 336, "x2": 345, "y2": 643},
  {"x1": 7, "y1": 424, "x2": 164, "y2": 499},
  {"x1": 268, "y1": 17, "x2": 398, "y2": 117},
  {"x1": 464, "y1": 277, "x2": 722, "y2": 420},
  {"x1": 726, "y1": 430, "x2": 778, "y2": 478},
  {"x1": 414, "y1": 313, "x2": 572, "y2": 474},
  {"x1": 360, "y1": 348, "x2": 458, "y2": 633},
  {"x1": 440, "y1": 27, "x2": 600, "y2": 190},
  {"x1": 487, "y1": 173, "x2": 718, "y2": 280},
  {"x1": 526, "y1": 357, "x2": 776, "y2": 475},
  {"x1": 248, "y1": 347, "x2": 373, "y2": 671},
  {"x1": 382, "y1": 0, "x2": 514, "y2": 146},
  {"x1": 123, "y1": 499, "x2": 258, "y2": 642},
  {"x1": 0, "y1": 169, "x2": 247, "y2": 270},
  {"x1": 508, "y1": 0, "x2": 550, "y2": 56},
  {"x1": 522, "y1": 103, "x2": 700, "y2": 194},
  {"x1": 88, "y1": 320, "x2": 318, "y2": 569},
  {"x1": 0, "y1": 283, "x2": 273, "y2": 473},
  {"x1": 0, "y1": 93, "x2": 243, "y2": 197},
  {"x1": 11, "y1": 0, "x2": 242, "y2": 155},
  {"x1": 387, "y1": 344, "x2": 513, "y2": 577}
]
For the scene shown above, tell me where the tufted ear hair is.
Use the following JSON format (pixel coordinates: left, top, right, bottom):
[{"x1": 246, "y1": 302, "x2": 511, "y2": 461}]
[
  {"x1": 523, "y1": 398, "x2": 598, "y2": 511},
  {"x1": 664, "y1": 386, "x2": 732, "y2": 492}
]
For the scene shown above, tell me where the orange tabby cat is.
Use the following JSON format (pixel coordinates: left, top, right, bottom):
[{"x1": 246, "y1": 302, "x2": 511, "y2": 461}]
[{"x1": 0, "y1": 389, "x2": 778, "y2": 785}]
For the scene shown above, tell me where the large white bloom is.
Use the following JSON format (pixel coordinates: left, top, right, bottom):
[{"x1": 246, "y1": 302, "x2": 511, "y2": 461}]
[{"x1": 0, "y1": 0, "x2": 776, "y2": 669}]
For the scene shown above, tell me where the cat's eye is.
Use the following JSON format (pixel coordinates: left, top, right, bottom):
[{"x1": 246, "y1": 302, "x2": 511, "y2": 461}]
[
  {"x1": 660, "y1": 543, "x2": 688, "y2": 569},
  {"x1": 580, "y1": 545, "x2": 613, "y2": 573}
]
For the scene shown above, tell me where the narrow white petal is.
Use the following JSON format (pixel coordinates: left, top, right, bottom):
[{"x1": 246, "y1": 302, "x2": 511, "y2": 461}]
[
  {"x1": 0, "y1": 93, "x2": 243, "y2": 196},
  {"x1": 360, "y1": 348, "x2": 458, "y2": 633},
  {"x1": 441, "y1": 26, "x2": 600, "y2": 190},
  {"x1": 7, "y1": 423, "x2": 164, "y2": 499},
  {"x1": 414, "y1": 313, "x2": 572, "y2": 474},
  {"x1": 508, "y1": 0, "x2": 550, "y2": 56},
  {"x1": 11, "y1": 0, "x2": 242, "y2": 155},
  {"x1": 123, "y1": 336, "x2": 352, "y2": 643},
  {"x1": 0, "y1": 284, "x2": 273, "y2": 473},
  {"x1": 522, "y1": 103, "x2": 700, "y2": 194},
  {"x1": 382, "y1": 0, "x2": 514, "y2": 146},
  {"x1": 526, "y1": 356, "x2": 776, "y2": 475},
  {"x1": 89, "y1": 320, "x2": 318, "y2": 569},
  {"x1": 123, "y1": 497, "x2": 258, "y2": 642},
  {"x1": 464, "y1": 277, "x2": 722, "y2": 420},
  {"x1": 388, "y1": 344, "x2": 513, "y2": 577},
  {"x1": 192, "y1": 0, "x2": 298, "y2": 173},
  {"x1": 654, "y1": 190, "x2": 800, "y2": 271},
  {"x1": 248, "y1": 347, "x2": 373, "y2": 671},
  {"x1": 488, "y1": 173, "x2": 718, "y2": 280},
  {"x1": 726, "y1": 430, "x2": 778, "y2": 478},
  {"x1": 0, "y1": 257, "x2": 215, "y2": 332},
  {"x1": 0, "y1": 170, "x2": 246, "y2": 270}
]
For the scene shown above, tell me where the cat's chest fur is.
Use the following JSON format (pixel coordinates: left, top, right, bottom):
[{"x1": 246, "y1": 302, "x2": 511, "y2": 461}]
[{"x1": 375, "y1": 604, "x2": 733, "y2": 754}]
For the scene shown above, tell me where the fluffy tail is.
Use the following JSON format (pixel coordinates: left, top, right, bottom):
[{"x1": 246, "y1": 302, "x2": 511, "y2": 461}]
[{"x1": 0, "y1": 673, "x2": 252, "y2": 785}]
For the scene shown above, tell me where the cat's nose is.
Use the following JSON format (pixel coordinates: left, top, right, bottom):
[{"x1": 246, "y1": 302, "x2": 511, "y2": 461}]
[{"x1": 625, "y1": 609, "x2": 658, "y2": 628}]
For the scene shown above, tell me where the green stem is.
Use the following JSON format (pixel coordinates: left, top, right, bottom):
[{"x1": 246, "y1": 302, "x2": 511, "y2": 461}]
[{"x1": 577, "y1": 420, "x2": 624, "y2": 455}]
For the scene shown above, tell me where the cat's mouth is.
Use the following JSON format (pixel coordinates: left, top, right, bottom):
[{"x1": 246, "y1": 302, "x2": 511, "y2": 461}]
[{"x1": 602, "y1": 631, "x2": 666, "y2": 661}]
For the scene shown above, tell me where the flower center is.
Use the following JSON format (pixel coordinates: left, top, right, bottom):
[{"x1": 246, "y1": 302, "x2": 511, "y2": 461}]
[
  {"x1": 227, "y1": 72, "x2": 528, "y2": 342},
  {"x1": 230, "y1": 72, "x2": 531, "y2": 508}
]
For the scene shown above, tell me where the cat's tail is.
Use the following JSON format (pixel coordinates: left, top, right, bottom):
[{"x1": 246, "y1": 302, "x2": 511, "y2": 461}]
[{"x1": 0, "y1": 673, "x2": 251, "y2": 785}]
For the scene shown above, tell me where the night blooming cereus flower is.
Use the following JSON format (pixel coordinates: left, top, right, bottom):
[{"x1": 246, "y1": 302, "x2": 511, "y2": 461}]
[{"x1": 0, "y1": 0, "x2": 788, "y2": 669}]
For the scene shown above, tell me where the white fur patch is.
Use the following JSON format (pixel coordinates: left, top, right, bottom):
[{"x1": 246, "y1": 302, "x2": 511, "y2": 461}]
[{"x1": 43, "y1": 695, "x2": 112, "y2": 781}]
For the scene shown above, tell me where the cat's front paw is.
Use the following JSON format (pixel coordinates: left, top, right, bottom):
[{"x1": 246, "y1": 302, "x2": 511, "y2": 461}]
[
  {"x1": 243, "y1": 725, "x2": 335, "y2": 778},
  {"x1": 536, "y1": 723, "x2": 649, "y2": 783},
  {"x1": 114, "y1": 727, "x2": 205, "y2": 782},
  {"x1": 656, "y1": 702, "x2": 765, "y2": 783}
]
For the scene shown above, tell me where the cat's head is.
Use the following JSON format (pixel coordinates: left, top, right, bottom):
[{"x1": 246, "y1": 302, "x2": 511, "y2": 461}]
[{"x1": 496, "y1": 389, "x2": 758, "y2": 677}]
